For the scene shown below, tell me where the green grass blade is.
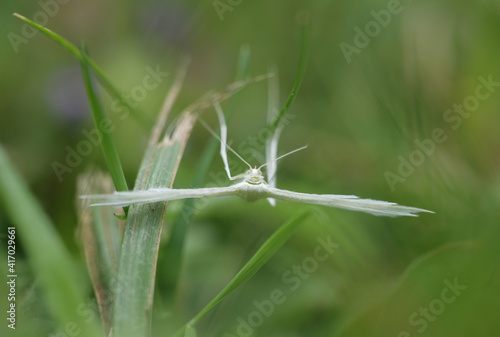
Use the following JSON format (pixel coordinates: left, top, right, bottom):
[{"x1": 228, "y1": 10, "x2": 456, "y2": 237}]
[
  {"x1": 77, "y1": 171, "x2": 124, "y2": 334},
  {"x1": 12, "y1": 13, "x2": 152, "y2": 129},
  {"x1": 112, "y1": 117, "x2": 195, "y2": 337},
  {"x1": 157, "y1": 139, "x2": 218, "y2": 299},
  {"x1": 80, "y1": 47, "x2": 129, "y2": 195},
  {"x1": 226, "y1": 44, "x2": 252, "y2": 119},
  {"x1": 185, "y1": 209, "x2": 312, "y2": 329},
  {"x1": 234, "y1": 45, "x2": 251, "y2": 83},
  {"x1": 12, "y1": 12, "x2": 79, "y2": 56},
  {"x1": 332, "y1": 242, "x2": 474, "y2": 336},
  {"x1": 184, "y1": 325, "x2": 197, "y2": 337},
  {"x1": 111, "y1": 61, "x2": 192, "y2": 337},
  {"x1": 0, "y1": 146, "x2": 101, "y2": 336},
  {"x1": 269, "y1": 15, "x2": 310, "y2": 133}
]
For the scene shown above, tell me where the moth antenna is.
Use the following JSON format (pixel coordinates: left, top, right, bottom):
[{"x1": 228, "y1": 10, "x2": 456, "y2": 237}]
[
  {"x1": 198, "y1": 116, "x2": 252, "y2": 173},
  {"x1": 259, "y1": 145, "x2": 308, "y2": 170}
]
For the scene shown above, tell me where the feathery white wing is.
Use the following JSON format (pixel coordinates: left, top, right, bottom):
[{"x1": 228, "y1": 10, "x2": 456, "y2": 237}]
[
  {"x1": 264, "y1": 187, "x2": 433, "y2": 217},
  {"x1": 82, "y1": 182, "x2": 433, "y2": 217},
  {"x1": 82, "y1": 185, "x2": 240, "y2": 208},
  {"x1": 213, "y1": 102, "x2": 235, "y2": 180},
  {"x1": 265, "y1": 67, "x2": 281, "y2": 206},
  {"x1": 200, "y1": 103, "x2": 252, "y2": 180}
]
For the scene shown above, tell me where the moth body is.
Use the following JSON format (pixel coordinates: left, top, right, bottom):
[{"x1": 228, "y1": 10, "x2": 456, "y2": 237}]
[{"x1": 236, "y1": 168, "x2": 268, "y2": 202}]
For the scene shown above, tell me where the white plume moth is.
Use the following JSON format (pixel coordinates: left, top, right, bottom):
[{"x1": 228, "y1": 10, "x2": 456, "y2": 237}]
[{"x1": 82, "y1": 79, "x2": 432, "y2": 218}]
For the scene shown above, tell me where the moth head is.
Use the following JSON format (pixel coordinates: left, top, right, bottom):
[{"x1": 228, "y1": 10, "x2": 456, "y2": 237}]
[{"x1": 245, "y1": 168, "x2": 265, "y2": 185}]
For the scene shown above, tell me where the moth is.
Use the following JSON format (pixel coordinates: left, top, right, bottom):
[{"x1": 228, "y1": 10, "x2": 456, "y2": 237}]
[{"x1": 83, "y1": 78, "x2": 432, "y2": 218}]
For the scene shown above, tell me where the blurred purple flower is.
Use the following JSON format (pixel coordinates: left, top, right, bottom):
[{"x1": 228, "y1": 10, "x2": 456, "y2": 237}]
[
  {"x1": 45, "y1": 65, "x2": 90, "y2": 126},
  {"x1": 139, "y1": 1, "x2": 191, "y2": 50}
]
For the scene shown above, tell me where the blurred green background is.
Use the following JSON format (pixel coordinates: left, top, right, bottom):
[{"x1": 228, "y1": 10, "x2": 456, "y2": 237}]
[{"x1": 1, "y1": 0, "x2": 500, "y2": 336}]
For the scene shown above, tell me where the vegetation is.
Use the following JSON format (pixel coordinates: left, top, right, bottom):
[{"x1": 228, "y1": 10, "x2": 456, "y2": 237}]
[{"x1": 1, "y1": 1, "x2": 499, "y2": 336}]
